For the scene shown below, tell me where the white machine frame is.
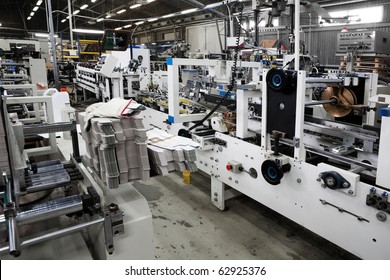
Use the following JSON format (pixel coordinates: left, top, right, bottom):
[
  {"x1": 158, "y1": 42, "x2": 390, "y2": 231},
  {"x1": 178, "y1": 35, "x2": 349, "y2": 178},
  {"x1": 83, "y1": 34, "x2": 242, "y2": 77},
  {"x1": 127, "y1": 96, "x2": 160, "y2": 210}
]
[
  {"x1": 167, "y1": 58, "x2": 224, "y2": 123},
  {"x1": 138, "y1": 59, "x2": 390, "y2": 259}
]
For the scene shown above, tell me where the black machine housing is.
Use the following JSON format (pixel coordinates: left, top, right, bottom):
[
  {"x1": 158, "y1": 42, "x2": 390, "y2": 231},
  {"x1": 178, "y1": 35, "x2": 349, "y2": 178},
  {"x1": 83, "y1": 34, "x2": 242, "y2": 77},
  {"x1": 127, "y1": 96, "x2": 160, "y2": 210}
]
[{"x1": 266, "y1": 69, "x2": 298, "y2": 140}]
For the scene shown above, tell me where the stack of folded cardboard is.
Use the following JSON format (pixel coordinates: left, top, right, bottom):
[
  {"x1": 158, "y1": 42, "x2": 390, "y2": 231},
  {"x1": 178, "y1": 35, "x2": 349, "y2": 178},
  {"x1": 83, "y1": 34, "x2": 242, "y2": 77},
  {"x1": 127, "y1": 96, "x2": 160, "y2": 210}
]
[
  {"x1": 79, "y1": 113, "x2": 150, "y2": 187},
  {"x1": 146, "y1": 129, "x2": 199, "y2": 175}
]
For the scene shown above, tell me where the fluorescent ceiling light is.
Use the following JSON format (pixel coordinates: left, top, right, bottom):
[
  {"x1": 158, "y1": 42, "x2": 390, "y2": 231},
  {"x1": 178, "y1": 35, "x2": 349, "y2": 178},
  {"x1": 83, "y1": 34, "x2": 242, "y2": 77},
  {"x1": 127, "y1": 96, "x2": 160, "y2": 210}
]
[
  {"x1": 106, "y1": 14, "x2": 111, "y2": 18},
  {"x1": 148, "y1": 18, "x2": 158, "y2": 22},
  {"x1": 147, "y1": 0, "x2": 156, "y2": 2},
  {"x1": 27, "y1": 16, "x2": 32, "y2": 20},
  {"x1": 35, "y1": 33, "x2": 58, "y2": 38},
  {"x1": 130, "y1": 4, "x2": 142, "y2": 9},
  {"x1": 33, "y1": 6, "x2": 39, "y2": 11},
  {"x1": 61, "y1": 19, "x2": 67, "y2": 23},
  {"x1": 162, "y1": 13, "x2": 175, "y2": 18},
  {"x1": 181, "y1": 8, "x2": 198, "y2": 14},
  {"x1": 66, "y1": 15, "x2": 70, "y2": 19},
  {"x1": 135, "y1": 21, "x2": 144, "y2": 25},
  {"x1": 124, "y1": 24, "x2": 132, "y2": 28},
  {"x1": 97, "y1": 18, "x2": 104, "y2": 22},
  {"x1": 73, "y1": 10, "x2": 80, "y2": 15},
  {"x1": 30, "y1": 12, "x2": 35, "y2": 16},
  {"x1": 115, "y1": 27, "x2": 123, "y2": 30},
  {"x1": 72, "y1": 28, "x2": 104, "y2": 34},
  {"x1": 117, "y1": 9, "x2": 126, "y2": 14},
  {"x1": 36, "y1": 0, "x2": 43, "y2": 5},
  {"x1": 91, "y1": 0, "x2": 97, "y2": 2},
  {"x1": 80, "y1": 4, "x2": 88, "y2": 9}
]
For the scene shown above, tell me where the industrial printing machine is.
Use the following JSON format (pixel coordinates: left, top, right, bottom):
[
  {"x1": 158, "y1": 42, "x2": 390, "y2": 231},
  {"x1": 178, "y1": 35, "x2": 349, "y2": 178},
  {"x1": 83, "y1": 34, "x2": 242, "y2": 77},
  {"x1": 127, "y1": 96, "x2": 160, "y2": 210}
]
[
  {"x1": 73, "y1": 34, "x2": 390, "y2": 260},
  {"x1": 124, "y1": 2, "x2": 390, "y2": 259},
  {"x1": 0, "y1": 86, "x2": 153, "y2": 259},
  {"x1": 132, "y1": 52, "x2": 390, "y2": 260},
  {"x1": 7, "y1": 0, "x2": 389, "y2": 260}
]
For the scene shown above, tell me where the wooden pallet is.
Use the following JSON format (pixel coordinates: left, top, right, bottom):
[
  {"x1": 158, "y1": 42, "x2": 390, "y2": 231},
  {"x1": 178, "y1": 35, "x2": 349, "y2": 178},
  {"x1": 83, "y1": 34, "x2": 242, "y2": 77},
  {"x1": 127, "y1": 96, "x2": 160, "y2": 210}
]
[
  {"x1": 339, "y1": 66, "x2": 388, "y2": 76},
  {"x1": 340, "y1": 61, "x2": 388, "y2": 70},
  {"x1": 355, "y1": 62, "x2": 387, "y2": 69},
  {"x1": 339, "y1": 56, "x2": 389, "y2": 64},
  {"x1": 355, "y1": 57, "x2": 387, "y2": 63}
]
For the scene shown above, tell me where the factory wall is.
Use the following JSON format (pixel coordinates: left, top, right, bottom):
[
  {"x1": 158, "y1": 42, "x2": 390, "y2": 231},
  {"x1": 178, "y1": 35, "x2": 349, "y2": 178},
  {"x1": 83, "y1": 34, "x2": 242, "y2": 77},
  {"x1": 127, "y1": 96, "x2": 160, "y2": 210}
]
[
  {"x1": 186, "y1": 21, "x2": 226, "y2": 53},
  {"x1": 259, "y1": 2, "x2": 390, "y2": 65}
]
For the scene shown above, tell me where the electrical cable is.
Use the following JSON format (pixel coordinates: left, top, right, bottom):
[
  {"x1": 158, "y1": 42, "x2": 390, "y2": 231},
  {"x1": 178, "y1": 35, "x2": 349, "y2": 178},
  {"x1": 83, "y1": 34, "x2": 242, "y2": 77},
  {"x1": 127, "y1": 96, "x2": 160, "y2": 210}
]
[{"x1": 187, "y1": 3, "x2": 245, "y2": 133}]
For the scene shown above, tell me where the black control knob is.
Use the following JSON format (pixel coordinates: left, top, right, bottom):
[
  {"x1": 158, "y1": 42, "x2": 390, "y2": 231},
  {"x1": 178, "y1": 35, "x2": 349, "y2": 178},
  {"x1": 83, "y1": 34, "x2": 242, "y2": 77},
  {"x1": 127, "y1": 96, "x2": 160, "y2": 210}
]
[{"x1": 261, "y1": 160, "x2": 288, "y2": 186}]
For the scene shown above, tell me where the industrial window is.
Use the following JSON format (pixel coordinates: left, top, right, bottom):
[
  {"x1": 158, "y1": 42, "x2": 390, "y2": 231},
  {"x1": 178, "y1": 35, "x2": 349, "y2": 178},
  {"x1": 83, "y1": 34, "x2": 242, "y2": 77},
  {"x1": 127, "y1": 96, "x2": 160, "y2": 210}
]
[{"x1": 319, "y1": 5, "x2": 384, "y2": 26}]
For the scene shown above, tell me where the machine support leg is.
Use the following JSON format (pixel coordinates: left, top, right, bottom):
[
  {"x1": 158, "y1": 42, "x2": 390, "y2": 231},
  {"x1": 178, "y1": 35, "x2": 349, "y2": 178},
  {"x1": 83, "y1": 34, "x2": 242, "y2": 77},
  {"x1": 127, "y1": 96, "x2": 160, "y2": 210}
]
[{"x1": 211, "y1": 177, "x2": 226, "y2": 211}]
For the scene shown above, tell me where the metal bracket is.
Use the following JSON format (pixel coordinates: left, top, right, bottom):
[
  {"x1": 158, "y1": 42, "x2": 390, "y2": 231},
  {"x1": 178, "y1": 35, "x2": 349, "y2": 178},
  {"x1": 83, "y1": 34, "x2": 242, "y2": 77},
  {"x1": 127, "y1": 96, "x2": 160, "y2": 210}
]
[
  {"x1": 319, "y1": 171, "x2": 351, "y2": 190},
  {"x1": 4, "y1": 202, "x2": 16, "y2": 219},
  {"x1": 102, "y1": 203, "x2": 124, "y2": 255},
  {"x1": 293, "y1": 137, "x2": 300, "y2": 148}
]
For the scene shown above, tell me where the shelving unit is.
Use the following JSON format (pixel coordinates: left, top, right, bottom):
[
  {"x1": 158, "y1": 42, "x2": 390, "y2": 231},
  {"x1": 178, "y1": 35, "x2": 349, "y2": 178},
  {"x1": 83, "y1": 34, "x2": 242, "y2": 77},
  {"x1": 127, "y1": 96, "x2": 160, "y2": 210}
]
[{"x1": 58, "y1": 39, "x2": 104, "y2": 62}]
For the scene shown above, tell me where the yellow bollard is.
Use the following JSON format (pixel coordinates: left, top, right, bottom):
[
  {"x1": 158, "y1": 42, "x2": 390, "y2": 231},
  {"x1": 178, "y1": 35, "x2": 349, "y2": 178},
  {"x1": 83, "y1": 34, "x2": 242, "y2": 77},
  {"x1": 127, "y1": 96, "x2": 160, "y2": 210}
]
[{"x1": 182, "y1": 169, "x2": 191, "y2": 184}]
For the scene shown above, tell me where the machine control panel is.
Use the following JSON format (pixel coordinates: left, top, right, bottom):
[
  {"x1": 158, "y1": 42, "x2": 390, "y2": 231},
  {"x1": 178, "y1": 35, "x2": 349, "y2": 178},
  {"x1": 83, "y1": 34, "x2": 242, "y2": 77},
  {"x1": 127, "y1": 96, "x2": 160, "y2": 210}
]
[
  {"x1": 226, "y1": 160, "x2": 243, "y2": 174},
  {"x1": 95, "y1": 54, "x2": 119, "y2": 77}
]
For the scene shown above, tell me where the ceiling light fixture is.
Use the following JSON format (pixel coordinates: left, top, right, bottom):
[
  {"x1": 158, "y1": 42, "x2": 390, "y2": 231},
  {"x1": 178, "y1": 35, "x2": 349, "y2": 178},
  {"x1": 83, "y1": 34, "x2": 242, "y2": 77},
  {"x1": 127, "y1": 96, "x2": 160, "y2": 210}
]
[
  {"x1": 124, "y1": 24, "x2": 132, "y2": 28},
  {"x1": 97, "y1": 18, "x2": 104, "y2": 22},
  {"x1": 66, "y1": 16, "x2": 70, "y2": 19},
  {"x1": 130, "y1": 4, "x2": 142, "y2": 9},
  {"x1": 91, "y1": 0, "x2": 97, "y2": 2},
  {"x1": 106, "y1": 14, "x2": 111, "y2": 18},
  {"x1": 117, "y1": 9, "x2": 126, "y2": 14},
  {"x1": 148, "y1": 18, "x2": 158, "y2": 22},
  {"x1": 30, "y1": 12, "x2": 35, "y2": 16},
  {"x1": 35, "y1": 33, "x2": 47, "y2": 37},
  {"x1": 147, "y1": 0, "x2": 156, "y2": 2},
  {"x1": 35, "y1": 33, "x2": 58, "y2": 38},
  {"x1": 162, "y1": 13, "x2": 175, "y2": 18},
  {"x1": 73, "y1": 10, "x2": 80, "y2": 15},
  {"x1": 36, "y1": 0, "x2": 43, "y2": 5},
  {"x1": 135, "y1": 21, "x2": 144, "y2": 25},
  {"x1": 181, "y1": 8, "x2": 198, "y2": 14},
  {"x1": 61, "y1": 19, "x2": 67, "y2": 23},
  {"x1": 72, "y1": 28, "x2": 104, "y2": 34},
  {"x1": 115, "y1": 27, "x2": 123, "y2": 30},
  {"x1": 80, "y1": 4, "x2": 88, "y2": 9},
  {"x1": 33, "y1": 6, "x2": 39, "y2": 11},
  {"x1": 27, "y1": 16, "x2": 32, "y2": 20}
]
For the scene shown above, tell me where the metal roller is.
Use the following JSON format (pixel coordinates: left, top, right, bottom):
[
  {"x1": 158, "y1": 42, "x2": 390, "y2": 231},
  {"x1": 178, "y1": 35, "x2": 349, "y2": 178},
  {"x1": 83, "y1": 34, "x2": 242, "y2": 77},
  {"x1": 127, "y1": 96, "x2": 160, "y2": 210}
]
[
  {"x1": 322, "y1": 86, "x2": 357, "y2": 117},
  {"x1": 17, "y1": 195, "x2": 83, "y2": 226}
]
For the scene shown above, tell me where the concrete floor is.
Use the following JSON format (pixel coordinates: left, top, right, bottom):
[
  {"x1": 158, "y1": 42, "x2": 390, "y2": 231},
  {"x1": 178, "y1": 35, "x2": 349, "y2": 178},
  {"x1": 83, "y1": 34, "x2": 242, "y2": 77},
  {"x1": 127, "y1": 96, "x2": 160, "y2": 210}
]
[{"x1": 133, "y1": 172, "x2": 358, "y2": 260}]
